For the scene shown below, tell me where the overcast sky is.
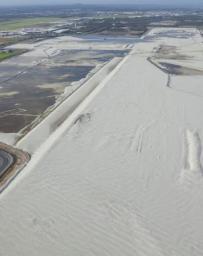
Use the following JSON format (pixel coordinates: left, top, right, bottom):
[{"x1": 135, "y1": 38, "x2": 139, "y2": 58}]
[{"x1": 0, "y1": 0, "x2": 203, "y2": 6}]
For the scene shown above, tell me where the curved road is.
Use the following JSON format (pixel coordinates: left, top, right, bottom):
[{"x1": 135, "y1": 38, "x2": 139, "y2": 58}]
[{"x1": 0, "y1": 150, "x2": 14, "y2": 177}]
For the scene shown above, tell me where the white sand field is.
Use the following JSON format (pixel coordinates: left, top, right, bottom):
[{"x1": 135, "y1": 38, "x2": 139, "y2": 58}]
[{"x1": 0, "y1": 28, "x2": 203, "y2": 255}]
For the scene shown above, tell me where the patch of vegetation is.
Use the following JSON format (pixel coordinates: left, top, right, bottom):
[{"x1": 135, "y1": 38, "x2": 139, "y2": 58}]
[
  {"x1": 0, "y1": 17, "x2": 61, "y2": 31},
  {"x1": 0, "y1": 37, "x2": 27, "y2": 47},
  {"x1": 0, "y1": 49, "x2": 27, "y2": 62}
]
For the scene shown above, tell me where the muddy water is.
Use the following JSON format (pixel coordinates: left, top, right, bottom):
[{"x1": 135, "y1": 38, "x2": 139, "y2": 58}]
[{"x1": 0, "y1": 49, "x2": 128, "y2": 133}]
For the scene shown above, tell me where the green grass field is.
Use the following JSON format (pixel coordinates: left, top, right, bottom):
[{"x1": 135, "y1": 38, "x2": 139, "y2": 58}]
[
  {"x1": 0, "y1": 50, "x2": 26, "y2": 62},
  {"x1": 0, "y1": 17, "x2": 61, "y2": 31}
]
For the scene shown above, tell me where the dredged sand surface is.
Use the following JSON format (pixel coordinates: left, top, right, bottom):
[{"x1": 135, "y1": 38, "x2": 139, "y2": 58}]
[{"x1": 0, "y1": 28, "x2": 203, "y2": 255}]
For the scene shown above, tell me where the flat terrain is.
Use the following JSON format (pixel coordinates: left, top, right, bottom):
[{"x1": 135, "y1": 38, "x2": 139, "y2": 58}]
[
  {"x1": 0, "y1": 27, "x2": 203, "y2": 256},
  {"x1": 1, "y1": 7, "x2": 203, "y2": 40},
  {"x1": 0, "y1": 51, "x2": 15, "y2": 61},
  {"x1": 0, "y1": 49, "x2": 26, "y2": 62},
  {"x1": 0, "y1": 36, "x2": 130, "y2": 138},
  {"x1": 0, "y1": 17, "x2": 61, "y2": 31}
]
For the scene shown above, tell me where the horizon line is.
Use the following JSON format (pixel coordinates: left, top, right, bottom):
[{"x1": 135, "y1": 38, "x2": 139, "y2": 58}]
[{"x1": 0, "y1": 3, "x2": 203, "y2": 8}]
